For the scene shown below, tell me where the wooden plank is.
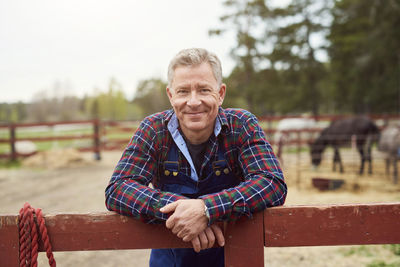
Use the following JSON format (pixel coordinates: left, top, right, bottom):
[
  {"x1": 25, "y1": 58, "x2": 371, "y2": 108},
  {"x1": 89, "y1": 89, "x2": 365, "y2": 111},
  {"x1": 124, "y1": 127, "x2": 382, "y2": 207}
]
[
  {"x1": 2, "y1": 203, "x2": 400, "y2": 266},
  {"x1": 0, "y1": 215, "x2": 19, "y2": 267},
  {"x1": 224, "y1": 212, "x2": 264, "y2": 267},
  {"x1": 38, "y1": 212, "x2": 192, "y2": 251},
  {"x1": 264, "y1": 203, "x2": 400, "y2": 247},
  {"x1": 17, "y1": 134, "x2": 95, "y2": 142},
  {"x1": 0, "y1": 120, "x2": 95, "y2": 128}
]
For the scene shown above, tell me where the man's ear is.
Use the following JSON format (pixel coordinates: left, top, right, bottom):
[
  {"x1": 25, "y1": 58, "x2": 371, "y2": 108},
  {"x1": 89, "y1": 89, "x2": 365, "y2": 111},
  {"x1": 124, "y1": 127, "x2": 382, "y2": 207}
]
[
  {"x1": 218, "y1": 83, "x2": 226, "y2": 106},
  {"x1": 166, "y1": 87, "x2": 173, "y2": 100}
]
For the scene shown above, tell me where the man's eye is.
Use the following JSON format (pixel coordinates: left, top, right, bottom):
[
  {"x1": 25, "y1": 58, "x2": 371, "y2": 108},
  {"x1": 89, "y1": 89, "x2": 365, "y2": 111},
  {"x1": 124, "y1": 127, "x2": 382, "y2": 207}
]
[
  {"x1": 177, "y1": 90, "x2": 188, "y2": 94},
  {"x1": 200, "y1": 88, "x2": 211, "y2": 93}
]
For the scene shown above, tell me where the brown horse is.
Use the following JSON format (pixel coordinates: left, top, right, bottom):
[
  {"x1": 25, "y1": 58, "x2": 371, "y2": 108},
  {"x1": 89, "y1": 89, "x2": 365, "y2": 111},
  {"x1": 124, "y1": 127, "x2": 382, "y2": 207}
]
[{"x1": 310, "y1": 116, "x2": 380, "y2": 174}]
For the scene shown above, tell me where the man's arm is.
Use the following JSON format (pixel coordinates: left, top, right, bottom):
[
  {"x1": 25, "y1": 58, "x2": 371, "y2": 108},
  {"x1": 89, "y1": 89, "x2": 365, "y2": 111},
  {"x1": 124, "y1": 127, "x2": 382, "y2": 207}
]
[
  {"x1": 105, "y1": 118, "x2": 224, "y2": 251},
  {"x1": 199, "y1": 113, "x2": 287, "y2": 224},
  {"x1": 105, "y1": 117, "x2": 187, "y2": 222}
]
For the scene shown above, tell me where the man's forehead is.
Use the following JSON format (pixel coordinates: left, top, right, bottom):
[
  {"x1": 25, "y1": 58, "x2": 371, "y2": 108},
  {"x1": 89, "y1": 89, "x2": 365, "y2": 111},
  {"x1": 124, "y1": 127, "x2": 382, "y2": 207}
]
[
  {"x1": 173, "y1": 81, "x2": 214, "y2": 89},
  {"x1": 171, "y1": 63, "x2": 218, "y2": 87}
]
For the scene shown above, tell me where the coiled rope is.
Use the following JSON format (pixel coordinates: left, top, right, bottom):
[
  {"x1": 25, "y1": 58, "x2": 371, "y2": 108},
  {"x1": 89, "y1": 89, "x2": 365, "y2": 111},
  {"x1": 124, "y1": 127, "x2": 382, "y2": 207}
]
[{"x1": 18, "y1": 202, "x2": 56, "y2": 267}]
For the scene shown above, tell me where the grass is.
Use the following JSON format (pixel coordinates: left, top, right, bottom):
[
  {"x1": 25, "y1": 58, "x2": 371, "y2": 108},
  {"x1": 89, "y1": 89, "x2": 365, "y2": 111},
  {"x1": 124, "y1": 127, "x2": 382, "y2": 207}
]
[
  {"x1": 367, "y1": 260, "x2": 400, "y2": 267},
  {"x1": 0, "y1": 159, "x2": 21, "y2": 168},
  {"x1": 341, "y1": 245, "x2": 400, "y2": 267},
  {"x1": 387, "y1": 244, "x2": 400, "y2": 256},
  {"x1": 342, "y1": 245, "x2": 374, "y2": 257}
]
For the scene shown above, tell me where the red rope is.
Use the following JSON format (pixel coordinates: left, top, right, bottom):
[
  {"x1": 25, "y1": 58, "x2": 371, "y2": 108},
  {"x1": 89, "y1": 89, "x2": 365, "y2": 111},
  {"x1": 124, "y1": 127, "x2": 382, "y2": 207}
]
[{"x1": 18, "y1": 203, "x2": 56, "y2": 267}]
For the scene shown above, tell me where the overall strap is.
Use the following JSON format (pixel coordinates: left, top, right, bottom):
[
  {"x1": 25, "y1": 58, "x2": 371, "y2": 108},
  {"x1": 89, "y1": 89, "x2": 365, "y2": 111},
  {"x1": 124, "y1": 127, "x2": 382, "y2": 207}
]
[
  {"x1": 211, "y1": 144, "x2": 230, "y2": 177},
  {"x1": 163, "y1": 143, "x2": 179, "y2": 177}
]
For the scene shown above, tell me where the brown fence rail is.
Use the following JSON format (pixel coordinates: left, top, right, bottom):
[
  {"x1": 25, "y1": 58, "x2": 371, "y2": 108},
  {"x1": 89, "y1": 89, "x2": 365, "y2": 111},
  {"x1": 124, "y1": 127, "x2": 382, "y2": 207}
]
[{"x1": 1, "y1": 203, "x2": 399, "y2": 267}]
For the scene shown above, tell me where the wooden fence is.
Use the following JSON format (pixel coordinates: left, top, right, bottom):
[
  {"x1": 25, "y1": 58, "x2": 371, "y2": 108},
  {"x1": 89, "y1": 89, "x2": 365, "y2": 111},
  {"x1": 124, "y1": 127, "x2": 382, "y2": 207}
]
[
  {"x1": 1, "y1": 203, "x2": 399, "y2": 266},
  {"x1": 0, "y1": 114, "x2": 398, "y2": 161},
  {"x1": 0, "y1": 120, "x2": 101, "y2": 161}
]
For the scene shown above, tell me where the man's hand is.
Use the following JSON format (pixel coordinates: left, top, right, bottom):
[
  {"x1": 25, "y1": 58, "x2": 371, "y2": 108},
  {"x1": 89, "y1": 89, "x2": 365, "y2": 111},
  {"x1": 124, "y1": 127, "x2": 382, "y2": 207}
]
[
  {"x1": 160, "y1": 199, "x2": 208, "y2": 242},
  {"x1": 191, "y1": 224, "x2": 225, "y2": 253}
]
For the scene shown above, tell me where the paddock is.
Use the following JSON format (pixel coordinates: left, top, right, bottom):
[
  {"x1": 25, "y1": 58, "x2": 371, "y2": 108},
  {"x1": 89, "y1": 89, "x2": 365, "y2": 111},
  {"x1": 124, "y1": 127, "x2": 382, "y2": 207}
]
[{"x1": 0, "y1": 151, "x2": 399, "y2": 266}]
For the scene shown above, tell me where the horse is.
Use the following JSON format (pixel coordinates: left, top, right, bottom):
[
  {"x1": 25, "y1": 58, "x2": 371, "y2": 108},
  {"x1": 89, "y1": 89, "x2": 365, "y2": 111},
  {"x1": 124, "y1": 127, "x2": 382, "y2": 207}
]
[
  {"x1": 310, "y1": 116, "x2": 380, "y2": 174},
  {"x1": 275, "y1": 117, "x2": 317, "y2": 163},
  {"x1": 378, "y1": 125, "x2": 400, "y2": 184}
]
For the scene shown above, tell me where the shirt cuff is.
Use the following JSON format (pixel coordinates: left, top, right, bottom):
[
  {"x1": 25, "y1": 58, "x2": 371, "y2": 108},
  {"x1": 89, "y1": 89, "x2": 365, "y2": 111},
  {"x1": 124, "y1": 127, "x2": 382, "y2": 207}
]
[
  {"x1": 153, "y1": 192, "x2": 188, "y2": 221},
  {"x1": 200, "y1": 192, "x2": 252, "y2": 224}
]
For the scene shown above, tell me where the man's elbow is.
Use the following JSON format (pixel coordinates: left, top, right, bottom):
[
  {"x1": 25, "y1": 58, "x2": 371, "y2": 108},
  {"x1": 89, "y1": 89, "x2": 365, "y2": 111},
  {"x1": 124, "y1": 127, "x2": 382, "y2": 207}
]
[
  {"x1": 105, "y1": 183, "x2": 118, "y2": 212},
  {"x1": 274, "y1": 180, "x2": 288, "y2": 206}
]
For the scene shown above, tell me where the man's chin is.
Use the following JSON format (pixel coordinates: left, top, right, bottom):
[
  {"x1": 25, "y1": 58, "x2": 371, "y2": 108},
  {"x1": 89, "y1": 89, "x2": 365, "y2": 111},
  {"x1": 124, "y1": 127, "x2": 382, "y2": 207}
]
[{"x1": 182, "y1": 121, "x2": 207, "y2": 131}]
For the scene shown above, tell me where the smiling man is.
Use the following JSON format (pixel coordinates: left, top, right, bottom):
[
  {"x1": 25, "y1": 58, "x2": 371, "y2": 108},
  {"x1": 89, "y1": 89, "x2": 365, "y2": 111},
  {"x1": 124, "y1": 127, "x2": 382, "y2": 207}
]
[{"x1": 105, "y1": 48, "x2": 287, "y2": 267}]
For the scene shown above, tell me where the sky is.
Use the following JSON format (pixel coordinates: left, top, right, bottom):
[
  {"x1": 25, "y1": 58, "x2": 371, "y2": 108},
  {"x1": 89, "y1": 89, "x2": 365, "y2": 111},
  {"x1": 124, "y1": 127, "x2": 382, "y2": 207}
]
[{"x1": 0, "y1": 0, "x2": 237, "y2": 103}]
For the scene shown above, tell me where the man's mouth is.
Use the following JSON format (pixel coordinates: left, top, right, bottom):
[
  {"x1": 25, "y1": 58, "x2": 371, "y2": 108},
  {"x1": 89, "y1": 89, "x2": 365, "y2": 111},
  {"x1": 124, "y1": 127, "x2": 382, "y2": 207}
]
[{"x1": 185, "y1": 111, "x2": 205, "y2": 118}]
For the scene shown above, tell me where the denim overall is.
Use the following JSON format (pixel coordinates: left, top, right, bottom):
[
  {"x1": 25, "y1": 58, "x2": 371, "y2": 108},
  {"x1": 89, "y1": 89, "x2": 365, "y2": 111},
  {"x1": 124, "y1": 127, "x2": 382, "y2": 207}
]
[{"x1": 149, "y1": 142, "x2": 241, "y2": 267}]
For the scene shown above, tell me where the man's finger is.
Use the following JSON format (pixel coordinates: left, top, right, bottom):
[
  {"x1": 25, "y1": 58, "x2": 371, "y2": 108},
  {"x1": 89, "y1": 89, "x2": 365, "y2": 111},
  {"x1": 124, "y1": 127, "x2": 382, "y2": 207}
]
[
  {"x1": 204, "y1": 227, "x2": 215, "y2": 248},
  {"x1": 211, "y1": 224, "x2": 225, "y2": 246},
  {"x1": 165, "y1": 215, "x2": 176, "y2": 229},
  {"x1": 160, "y1": 201, "x2": 179, "y2": 213},
  {"x1": 176, "y1": 226, "x2": 188, "y2": 238},
  {"x1": 182, "y1": 231, "x2": 199, "y2": 242},
  {"x1": 198, "y1": 231, "x2": 208, "y2": 250},
  {"x1": 191, "y1": 236, "x2": 201, "y2": 253}
]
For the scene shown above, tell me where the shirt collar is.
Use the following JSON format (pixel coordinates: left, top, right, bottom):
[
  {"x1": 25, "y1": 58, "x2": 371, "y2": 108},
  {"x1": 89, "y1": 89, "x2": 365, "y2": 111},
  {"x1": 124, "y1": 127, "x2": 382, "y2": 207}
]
[
  {"x1": 216, "y1": 107, "x2": 229, "y2": 134},
  {"x1": 166, "y1": 107, "x2": 229, "y2": 138}
]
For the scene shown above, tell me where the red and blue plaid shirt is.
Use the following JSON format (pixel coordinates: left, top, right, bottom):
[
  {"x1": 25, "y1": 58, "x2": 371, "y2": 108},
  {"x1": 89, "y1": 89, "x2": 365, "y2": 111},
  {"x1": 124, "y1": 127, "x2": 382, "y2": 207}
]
[{"x1": 105, "y1": 107, "x2": 287, "y2": 224}]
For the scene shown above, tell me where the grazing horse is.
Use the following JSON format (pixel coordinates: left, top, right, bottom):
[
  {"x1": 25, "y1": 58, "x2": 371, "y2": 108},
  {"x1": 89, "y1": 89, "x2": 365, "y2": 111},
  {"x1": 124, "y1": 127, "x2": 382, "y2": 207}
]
[
  {"x1": 378, "y1": 125, "x2": 400, "y2": 184},
  {"x1": 310, "y1": 116, "x2": 380, "y2": 174}
]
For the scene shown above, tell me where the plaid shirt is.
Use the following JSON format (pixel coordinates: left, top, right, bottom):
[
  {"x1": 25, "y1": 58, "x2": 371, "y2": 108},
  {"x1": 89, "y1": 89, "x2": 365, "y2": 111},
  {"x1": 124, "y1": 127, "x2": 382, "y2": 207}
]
[{"x1": 105, "y1": 107, "x2": 287, "y2": 224}]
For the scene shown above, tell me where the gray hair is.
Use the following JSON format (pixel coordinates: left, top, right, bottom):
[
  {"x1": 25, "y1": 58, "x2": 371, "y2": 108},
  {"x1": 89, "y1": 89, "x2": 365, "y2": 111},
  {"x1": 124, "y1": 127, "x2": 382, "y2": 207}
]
[{"x1": 167, "y1": 48, "x2": 223, "y2": 87}]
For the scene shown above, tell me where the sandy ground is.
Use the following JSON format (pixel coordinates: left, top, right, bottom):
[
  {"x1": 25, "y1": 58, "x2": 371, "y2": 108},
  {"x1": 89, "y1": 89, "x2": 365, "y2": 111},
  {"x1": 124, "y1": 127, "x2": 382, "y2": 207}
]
[{"x1": 1, "y1": 149, "x2": 399, "y2": 267}]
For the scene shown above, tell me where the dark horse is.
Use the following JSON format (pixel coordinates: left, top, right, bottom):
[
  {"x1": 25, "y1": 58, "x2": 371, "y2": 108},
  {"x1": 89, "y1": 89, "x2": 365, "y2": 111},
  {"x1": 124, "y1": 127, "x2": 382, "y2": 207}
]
[{"x1": 310, "y1": 116, "x2": 380, "y2": 174}]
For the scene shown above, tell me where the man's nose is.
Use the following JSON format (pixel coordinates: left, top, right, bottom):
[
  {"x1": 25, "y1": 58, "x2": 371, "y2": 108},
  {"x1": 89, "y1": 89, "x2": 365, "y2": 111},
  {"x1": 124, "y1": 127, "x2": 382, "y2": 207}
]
[{"x1": 186, "y1": 91, "x2": 201, "y2": 106}]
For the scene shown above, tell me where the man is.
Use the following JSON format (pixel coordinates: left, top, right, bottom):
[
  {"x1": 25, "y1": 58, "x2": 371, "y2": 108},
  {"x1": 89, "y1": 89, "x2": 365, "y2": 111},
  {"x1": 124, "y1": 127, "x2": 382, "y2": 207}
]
[{"x1": 105, "y1": 48, "x2": 287, "y2": 267}]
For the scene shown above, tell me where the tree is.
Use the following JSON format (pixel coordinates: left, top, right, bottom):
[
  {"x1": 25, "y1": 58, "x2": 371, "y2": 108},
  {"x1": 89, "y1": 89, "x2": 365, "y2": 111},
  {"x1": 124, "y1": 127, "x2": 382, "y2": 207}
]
[
  {"x1": 0, "y1": 102, "x2": 28, "y2": 123},
  {"x1": 132, "y1": 78, "x2": 170, "y2": 117},
  {"x1": 85, "y1": 78, "x2": 129, "y2": 120},
  {"x1": 329, "y1": 0, "x2": 400, "y2": 113},
  {"x1": 211, "y1": 0, "x2": 333, "y2": 115},
  {"x1": 265, "y1": 0, "x2": 333, "y2": 115},
  {"x1": 210, "y1": 0, "x2": 271, "y2": 113}
]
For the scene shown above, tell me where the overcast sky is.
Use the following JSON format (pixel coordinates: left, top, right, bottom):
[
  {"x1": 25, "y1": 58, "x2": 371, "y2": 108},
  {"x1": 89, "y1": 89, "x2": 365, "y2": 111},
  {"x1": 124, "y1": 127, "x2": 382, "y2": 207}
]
[{"x1": 0, "y1": 0, "x2": 238, "y2": 103}]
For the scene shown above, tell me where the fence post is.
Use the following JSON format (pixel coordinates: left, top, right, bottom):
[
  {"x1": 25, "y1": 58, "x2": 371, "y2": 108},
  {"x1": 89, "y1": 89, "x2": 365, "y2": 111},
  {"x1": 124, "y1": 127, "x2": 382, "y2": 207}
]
[
  {"x1": 9, "y1": 124, "x2": 16, "y2": 162},
  {"x1": 296, "y1": 131, "x2": 301, "y2": 187},
  {"x1": 0, "y1": 215, "x2": 19, "y2": 267},
  {"x1": 224, "y1": 212, "x2": 264, "y2": 267},
  {"x1": 93, "y1": 119, "x2": 101, "y2": 160}
]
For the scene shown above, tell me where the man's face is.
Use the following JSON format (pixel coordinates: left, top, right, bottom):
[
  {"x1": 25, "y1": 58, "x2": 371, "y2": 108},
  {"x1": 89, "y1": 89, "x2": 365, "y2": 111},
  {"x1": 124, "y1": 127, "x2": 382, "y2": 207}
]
[{"x1": 167, "y1": 62, "x2": 226, "y2": 144}]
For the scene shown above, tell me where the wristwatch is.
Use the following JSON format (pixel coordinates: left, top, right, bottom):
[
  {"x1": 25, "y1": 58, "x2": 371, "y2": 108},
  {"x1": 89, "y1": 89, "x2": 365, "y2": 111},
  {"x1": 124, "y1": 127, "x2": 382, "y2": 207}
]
[{"x1": 204, "y1": 204, "x2": 210, "y2": 221}]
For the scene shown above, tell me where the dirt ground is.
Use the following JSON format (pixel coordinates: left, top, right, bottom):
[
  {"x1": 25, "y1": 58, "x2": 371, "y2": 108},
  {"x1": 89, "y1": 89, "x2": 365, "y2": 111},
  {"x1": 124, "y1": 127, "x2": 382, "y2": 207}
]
[{"x1": 1, "y1": 149, "x2": 399, "y2": 267}]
